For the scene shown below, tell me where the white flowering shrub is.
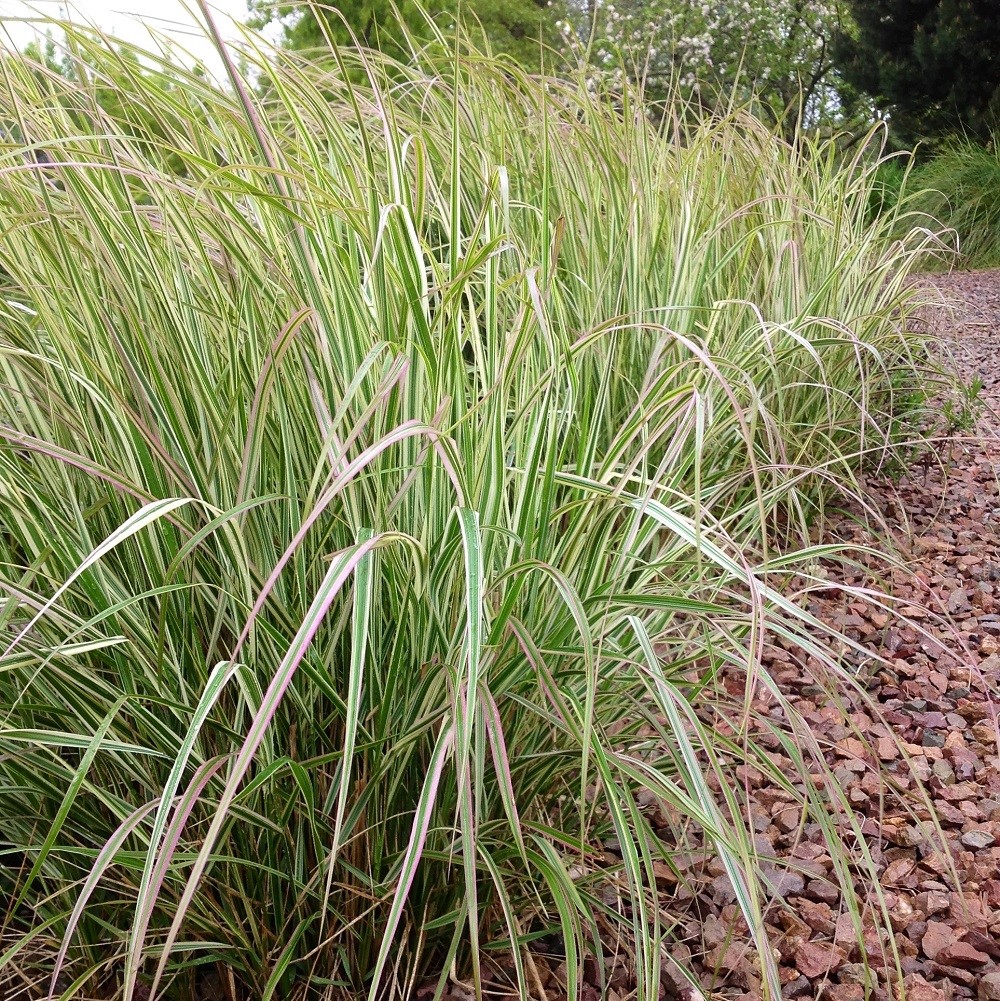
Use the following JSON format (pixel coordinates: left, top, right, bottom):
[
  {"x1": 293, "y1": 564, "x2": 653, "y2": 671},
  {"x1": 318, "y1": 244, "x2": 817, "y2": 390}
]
[{"x1": 562, "y1": 0, "x2": 848, "y2": 133}]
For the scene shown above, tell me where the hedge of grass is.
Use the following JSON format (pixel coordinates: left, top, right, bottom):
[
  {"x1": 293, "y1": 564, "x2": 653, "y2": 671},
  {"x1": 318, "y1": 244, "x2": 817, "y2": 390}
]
[{"x1": 0, "y1": 17, "x2": 941, "y2": 1001}]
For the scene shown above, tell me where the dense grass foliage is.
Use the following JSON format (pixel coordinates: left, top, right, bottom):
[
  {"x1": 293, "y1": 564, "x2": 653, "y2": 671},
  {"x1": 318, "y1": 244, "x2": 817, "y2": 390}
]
[
  {"x1": 905, "y1": 135, "x2": 1000, "y2": 270},
  {"x1": 865, "y1": 156, "x2": 909, "y2": 224},
  {"x1": 0, "y1": 20, "x2": 941, "y2": 1001}
]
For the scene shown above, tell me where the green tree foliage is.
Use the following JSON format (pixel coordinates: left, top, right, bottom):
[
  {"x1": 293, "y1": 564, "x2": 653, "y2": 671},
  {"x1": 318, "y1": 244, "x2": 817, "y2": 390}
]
[
  {"x1": 835, "y1": 0, "x2": 1000, "y2": 141},
  {"x1": 249, "y1": 0, "x2": 563, "y2": 68},
  {"x1": 15, "y1": 33, "x2": 194, "y2": 178}
]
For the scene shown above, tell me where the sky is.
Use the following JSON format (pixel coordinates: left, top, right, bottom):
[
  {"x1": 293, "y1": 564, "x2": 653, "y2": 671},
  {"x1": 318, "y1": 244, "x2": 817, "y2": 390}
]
[{"x1": 0, "y1": 1, "x2": 259, "y2": 77}]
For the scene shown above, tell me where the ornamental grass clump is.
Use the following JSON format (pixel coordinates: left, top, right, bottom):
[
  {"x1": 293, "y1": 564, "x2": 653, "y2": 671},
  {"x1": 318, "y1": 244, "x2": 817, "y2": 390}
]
[
  {"x1": 907, "y1": 133, "x2": 1000, "y2": 270},
  {"x1": 0, "y1": 15, "x2": 941, "y2": 1001}
]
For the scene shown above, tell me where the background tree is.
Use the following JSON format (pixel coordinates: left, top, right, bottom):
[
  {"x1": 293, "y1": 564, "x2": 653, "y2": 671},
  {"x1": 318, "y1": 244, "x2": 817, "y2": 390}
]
[
  {"x1": 15, "y1": 33, "x2": 193, "y2": 178},
  {"x1": 249, "y1": 0, "x2": 564, "y2": 69},
  {"x1": 835, "y1": 0, "x2": 1000, "y2": 142}
]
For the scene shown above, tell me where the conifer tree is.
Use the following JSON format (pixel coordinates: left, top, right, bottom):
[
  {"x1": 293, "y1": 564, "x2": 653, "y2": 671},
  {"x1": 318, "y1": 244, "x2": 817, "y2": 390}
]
[
  {"x1": 249, "y1": 0, "x2": 561, "y2": 69},
  {"x1": 836, "y1": 0, "x2": 1000, "y2": 140}
]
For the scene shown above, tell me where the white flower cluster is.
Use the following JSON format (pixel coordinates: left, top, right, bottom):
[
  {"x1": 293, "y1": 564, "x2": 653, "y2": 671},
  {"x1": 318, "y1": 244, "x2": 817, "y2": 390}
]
[{"x1": 564, "y1": 0, "x2": 845, "y2": 125}]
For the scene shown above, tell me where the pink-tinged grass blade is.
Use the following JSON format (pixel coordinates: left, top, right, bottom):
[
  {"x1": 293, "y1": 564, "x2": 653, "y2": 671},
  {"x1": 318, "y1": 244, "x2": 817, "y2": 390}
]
[
  {"x1": 147, "y1": 533, "x2": 412, "y2": 998},
  {"x1": 318, "y1": 527, "x2": 374, "y2": 936},
  {"x1": 454, "y1": 508, "x2": 483, "y2": 998},
  {"x1": 366, "y1": 719, "x2": 455, "y2": 1001},
  {"x1": 121, "y1": 656, "x2": 246, "y2": 999},
  {"x1": 47, "y1": 798, "x2": 163, "y2": 998}
]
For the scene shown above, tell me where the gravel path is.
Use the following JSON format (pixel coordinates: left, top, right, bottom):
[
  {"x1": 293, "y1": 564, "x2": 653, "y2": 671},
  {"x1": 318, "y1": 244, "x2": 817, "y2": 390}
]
[
  {"x1": 471, "y1": 271, "x2": 1000, "y2": 1001},
  {"x1": 473, "y1": 271, "x2": 1000, "y2": 1001},
  {"x1": 682, "y1": 269, "x2": 1000, "y2": 1001}
]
